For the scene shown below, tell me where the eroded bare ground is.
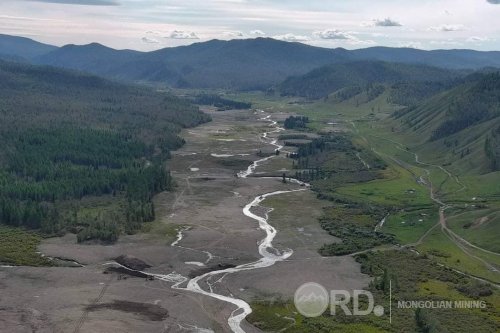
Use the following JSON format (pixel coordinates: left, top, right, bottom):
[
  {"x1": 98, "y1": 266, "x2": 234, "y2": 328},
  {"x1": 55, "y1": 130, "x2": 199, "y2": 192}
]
[{"x1": 0, "y1": 109, "x2": 369, "y2": 333}]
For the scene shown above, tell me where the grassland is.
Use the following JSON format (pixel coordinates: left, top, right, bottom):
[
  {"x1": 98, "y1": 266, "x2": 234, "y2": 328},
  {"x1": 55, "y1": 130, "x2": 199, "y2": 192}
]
[
  {"x1": 0, "y1": 226, "x2": 52, "y2": 266},
  {"x1": 223, "y1": 90, "x2": 500, "y2": 331},
  {"x1": 248, "y1": 301, "x2": 388, "y2": 333},
  {"x1": 248, "y1": 250, "x2": 500, "y2": 332},
  {"x1": 446, "y1": 205, "x2": 500, "y2": 253},
  {"x1": 335, "y1": 164, "x2": 431, "y2": 207},
  {"x1": 417, "y1": 227, "x2": 500, "y2": 283},
  {"x1": 383, "y1": 208, "x2": 438, "y2": 244}
]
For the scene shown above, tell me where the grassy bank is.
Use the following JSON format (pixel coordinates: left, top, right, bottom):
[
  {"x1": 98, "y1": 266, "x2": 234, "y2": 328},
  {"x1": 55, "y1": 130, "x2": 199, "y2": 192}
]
[{"x1": 0, "y1": 225, "x2": 51, "y2": 266}]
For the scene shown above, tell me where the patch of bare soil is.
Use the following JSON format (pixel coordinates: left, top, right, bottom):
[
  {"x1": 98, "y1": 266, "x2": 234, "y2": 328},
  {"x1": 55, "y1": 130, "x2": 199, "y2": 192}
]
[
  {"x1": 0, "y1": 307, "x2": 53, "y2": 333},
  {"x1": 86, "y1": 300, "x2": 168, "y2": 321},
  {"x1": 472, "y1": 216, "x2": 490, "y2": 229}
]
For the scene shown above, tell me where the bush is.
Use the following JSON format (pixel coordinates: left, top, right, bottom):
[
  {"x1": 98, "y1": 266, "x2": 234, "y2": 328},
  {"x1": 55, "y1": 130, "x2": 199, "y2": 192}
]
[{"x1": 457, "y1": 281, "x2": 493, "y2": 298}]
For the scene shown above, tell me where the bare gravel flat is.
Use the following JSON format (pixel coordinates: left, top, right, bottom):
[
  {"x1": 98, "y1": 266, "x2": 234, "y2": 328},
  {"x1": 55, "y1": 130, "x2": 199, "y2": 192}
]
[{"x1": 0, "y1": 109, "x2": 369, "y2": 333}]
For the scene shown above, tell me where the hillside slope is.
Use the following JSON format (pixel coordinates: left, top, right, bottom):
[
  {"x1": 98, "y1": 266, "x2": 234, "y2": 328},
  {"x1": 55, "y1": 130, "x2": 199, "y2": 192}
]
[
  {"x1": 279, "y1": 61, "x2": 463, "y2": 99},
  {"x1": 0, "y1": 60, "x2": 210, "y2": 242},
  {"x1": 350, "y1": 47, "x2": 500, "y2": 70},
  {"x1": 393, "y1": 72, "x2": 500, "y2": 174},
  {"x1": 0, "y1": 34, "x2": 57, "y2": 61},
  {"x1": 35, "y1": 43, "x2": 142, "y2": 78}
]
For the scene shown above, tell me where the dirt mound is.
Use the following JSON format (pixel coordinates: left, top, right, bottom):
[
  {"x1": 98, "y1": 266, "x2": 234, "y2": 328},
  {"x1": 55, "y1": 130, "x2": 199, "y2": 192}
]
[
  {"x1": 115, "y1": 255, "x2": 151, "y2": 271},
  {"x1": 103, "y1": 266, "x2": 149, "y2": 278}
]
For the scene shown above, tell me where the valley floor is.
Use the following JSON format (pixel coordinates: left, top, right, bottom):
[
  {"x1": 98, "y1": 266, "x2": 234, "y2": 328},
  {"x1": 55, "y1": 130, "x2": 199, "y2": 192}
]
[{"x1": 0, "y1": 109, "x2": 368, "y2": 332}]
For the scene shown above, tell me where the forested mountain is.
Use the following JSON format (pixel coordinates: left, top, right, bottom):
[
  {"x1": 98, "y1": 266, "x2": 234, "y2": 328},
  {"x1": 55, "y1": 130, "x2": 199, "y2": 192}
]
[
  {"x1": 278, "y1": 61, "x2": 463, "y2": 99},
  {"x1": 0, "y1": 34, "x2": 56, "y2": 61},
  {"x1": 0, "y1": 60, "x2": 210, "y2": 242},
  {"x1": 393, "y1": 72, "x2": 500, "y2": 173},
  {"x1": 35, "y1": 43, "x2": 142, "y2": 78},
  {"x1": 1, "y1": 34, "x2": 497, "y2": 91},
  {"x1": 140, "y1": 38, "x2": 348, "y2": 89},
  {"x1": 349, "y1": 47, "x2": 500, "y2": 70},
  {"x1": 387, "y1": 81, "x2": 459, "y2": 107},
  {"x1": 35, "y1": 38, "x2": 345, "y2": 90},
  {"x1": 33, "y1": 39, "x2": 499, "y2": 90}
]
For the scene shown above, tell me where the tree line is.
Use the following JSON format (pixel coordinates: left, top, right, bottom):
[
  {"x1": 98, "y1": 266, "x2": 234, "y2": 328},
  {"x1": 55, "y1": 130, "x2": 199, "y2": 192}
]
[
  {"x1": 193, "y1": 94, "x2": 251, "y2": 110},
  {"x1": 485, "y1": 125, "x2": 500, "y2": 171},
  {"x1": 283, "y1": 116, "x2": 309, "y2": 129},
  {"x1": 0, "y1": 61, "x2": 211, "y2": 243}
]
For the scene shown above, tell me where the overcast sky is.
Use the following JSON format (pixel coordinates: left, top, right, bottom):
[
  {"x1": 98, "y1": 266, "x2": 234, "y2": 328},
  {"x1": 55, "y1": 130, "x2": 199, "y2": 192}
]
[{"x1": 1, "y1": 0, "x2": 499, "y2": 51}]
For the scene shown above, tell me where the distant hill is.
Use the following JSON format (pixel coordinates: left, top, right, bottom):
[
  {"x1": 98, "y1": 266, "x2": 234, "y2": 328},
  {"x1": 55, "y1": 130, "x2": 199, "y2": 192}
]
[
  {"x1": 350, "y1": 47, "x2": 500, "y2": 70},
  {"x1": 142, "y1": 38, "x2": 348, "y2": 89},
  {"x1": 31, "y1": 38, "x2": 500, "y2": 90},
  {"x1": 393, "y1": 72, "x2": 500, "y2": 173},
  {"x1": 35, "y1": 38, "x2": 345, "y2": 90},
  {"x1": 278, "y1": 61, "x2": 463, "y2": 99},
  {"x1": 35, "y1": 42, "x2": 143, "y2": 79},
  {"x1": 0, "y1": 60, "x2": 209, "y2": 131},
  {"x1": 2, "y1": 34, "x2": 500, "y2": 90},
  {"x1": 0, "y1": 34, "x2": 56, "y2": 60}
]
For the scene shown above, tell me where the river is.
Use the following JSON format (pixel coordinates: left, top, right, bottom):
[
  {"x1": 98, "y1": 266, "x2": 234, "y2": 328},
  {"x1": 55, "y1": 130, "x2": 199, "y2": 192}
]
[{"x1": 109, "y1": 111, "x2": 309, "y2": 332}]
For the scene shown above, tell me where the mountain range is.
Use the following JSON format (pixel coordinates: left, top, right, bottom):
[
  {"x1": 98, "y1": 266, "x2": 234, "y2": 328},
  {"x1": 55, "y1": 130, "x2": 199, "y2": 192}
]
[
  {"x1": 278, "y1": 61, "x2": 465, "y2": 99},
  {"x1": 0, "y1": 34, "x2": 56, "y2": 61},
  {"x1": 1, "y1": 34, "x2": 500, "y2": 90}
]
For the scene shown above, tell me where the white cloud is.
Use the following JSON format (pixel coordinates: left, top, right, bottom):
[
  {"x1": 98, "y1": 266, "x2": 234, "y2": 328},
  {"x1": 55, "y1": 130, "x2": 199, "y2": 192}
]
[
  {"x1": 362, "y1": 18, "x2": 402, "y2": 27},
  {"x1": 466, "y1": 36, "x2": 489, "y2": 42},
  {"x1": 374, "y1": 18, "x2": 402, "y2": 27},
  {"x1": 399, "y1": 41, "x2": 423, "y2": 49},
  {"x1": 430, "y1": 39, "x2": 462, "y2": 46},
  {"x1": 272, "y1": 33, "x2": 310, "y2": 42},
  {"x1": 3, "y1": 0, "x2": 500, "y2": 51},
  {"x1": 313, "y1": 29, "x2": 374, "y2": 45},
  {"x1": 428, "y1": 24, "x2": 465, "y2": 32},
  {"x1": 166, "y1": 30, "x2": 199, "y2": 39},
  {"x1": 223, "y1": 31, "x2": 245, "y2": 37},
  {"x1": 29, "y1": 0, "x2": 119, "y2": 5},
  {"x1": 371, "y1": 32, "x2": 389, "y2": 38},
  {"x1": 313, "y1": 29, "x2": 353, "y2": 40},
  {"x1": 349, "y1": 39, "x2": 376, "y2": 46},
  {"x1": 141, "y1": 36, "x2": 159, "y2": 44},
  {"x1": 250, "y1": 29, "x2": 265, "y2": 36}
]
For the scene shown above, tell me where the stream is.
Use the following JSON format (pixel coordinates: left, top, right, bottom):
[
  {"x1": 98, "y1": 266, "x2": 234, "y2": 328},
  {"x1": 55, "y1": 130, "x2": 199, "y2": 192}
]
[{"x1": 110, "y1": 111, "x2": 309, "y2": 332}]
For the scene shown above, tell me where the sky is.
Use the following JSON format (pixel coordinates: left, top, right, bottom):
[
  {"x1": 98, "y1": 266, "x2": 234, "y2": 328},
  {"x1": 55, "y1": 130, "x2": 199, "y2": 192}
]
[{"x1": 1, "y1": 0, "x2": 499, "y2": 51}]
